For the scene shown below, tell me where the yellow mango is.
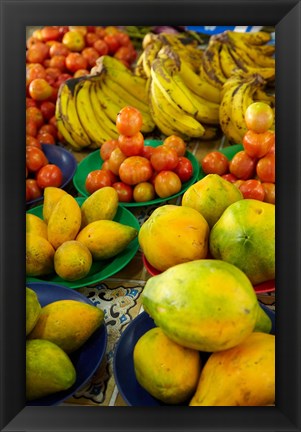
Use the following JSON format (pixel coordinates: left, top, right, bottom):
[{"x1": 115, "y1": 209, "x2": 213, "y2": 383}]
[
  {"x1": 80, "y1": 186, "x2": 119, "y2": 228},
  {"x1": 26, "y1": 233, "x2": 55, "y2": 277},
  {"x1": 47, "y1": 193, "x2": 81, "y2": 249},
  {"x1": 26, "y1": 287, "x2": 41, "y2": 336},
  {"x1": 42, "y1": 187, "x2": 68, "y2": 224},
  {"x1": 26, "y1": 213, "x2": 48, "y2": 239},
  {"x1": 54, "y1": 240, "x2": 92, "y2": 281}
]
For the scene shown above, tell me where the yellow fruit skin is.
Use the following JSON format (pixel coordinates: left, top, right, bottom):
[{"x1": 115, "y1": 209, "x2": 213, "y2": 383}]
[
  {"x1": 54, "y1": 240, "x2": 92, "y2": 281},
  {"x1": 182, "y1": 174, "x2": 243, "y2": 228},
  {"x1": 76, "y1": 220, "x2": 138, "y2": 260},
  {"x1": 26, "y1": 233, "x2": 55, "y2": 277},
  {"x1": 26, "y1": 214, "x2": 48, "y2": 239},
  {"x1": 42, "y1": 187, "x2": 68, "y2": 224},
  {"x1": 142, "y1": 259, "x2": 259, "y2": 352},
  {"x1": 26, "y1": 339, "x2": 76, "y2": 401},
  {"x1": 209, "y1": 199, "x2": 275, "y2": 284},
  {"x1": 26, "y1": 287, "x2": 41, "y2": 336},
  {"x1": 80, "y1": 186, "x2": 119, "y2": 228},
  {"x1": 27, "y1": 299, "x2": 104, "y2": 353},
  {"x1": 253, "y1": 305, "x2": 272, "y2": 333},
  {"x1": 138, "y1": 205, "x2": 209, "y2": 272},
  {"x1": 47, "y1": 194, "x2": 82, "y2": 249},
  {"x1": 134, "y1": 327, "x2": 201, "y2": 404},
  {"x1": 189, "y1": 332, "x2": 275, "y2": 406}
]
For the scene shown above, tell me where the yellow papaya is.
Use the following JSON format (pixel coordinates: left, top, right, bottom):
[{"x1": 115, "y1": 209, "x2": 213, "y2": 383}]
[
  {"x1": 26, "y1": 287, "x2": 41, "y2": 336},
  {"x1": 26, "y1": 233, "x2": 55, "y2": 277},
  {"x1": 80, "y1": 186, "x2": 119, "y2": 228},
  {"x1": 54, "y1": 240, "x2": 92, "y2": 281},
  {"x1": 26, "y1": 213, "x2": 48, "y2": 239},
  {"x1": 42, "y1": 187, "x2": 68, "y2": 224}
]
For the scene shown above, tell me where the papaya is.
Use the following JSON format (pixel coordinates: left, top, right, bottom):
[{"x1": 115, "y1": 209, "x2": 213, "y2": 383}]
[
  {"x1": 142, "y1": 259, "x2": 259, "y2": 352},
  {"x1": 54, "y1": 240, "x2": 92, "y2": 281},
  {"x1": 42, "y1": 187, "x2": 68, "y2": 224},
  {"x1": 254, "y1": 305, "x2": 272, "y2": 333},
  {"x1": 76, "y1": 220, "x2": 138, "y2": 260},
  {"x1": 182, "y1": 174, "x2": 243, "y2": 228},
  {"x1": 209, "y1": 199, "x2": 275, "y2": 284},
  {"x1": 133, "y1": 327, "x2": 201, "y2": 404},
  {"x1": 80, "y1": 186, "x2": 119, "y2": 228},
  {"x1": 26, "y1": 339, "x2": 76, "y2": 401},
  {"x1": 26, "y1": 213, "x2": 48, "y2": 239},
  {"x1": 138, "y1": 205, "x2": 209, "y2": 272},
  {"x1": 26, "y1": 233, "x2": 55, "y2": 277},
  {"x1": 27, "y1": 299, "x2": 104, "y2": 353},
  {"x1": 47, "y1": 193, "x2": 82, "y2": 250},
  {"x1": 189, "y1": 332, "x2": 275, "y2": 406},
  {"x1": 26, "y1": 287, "x2": 41, "y2": 336}
]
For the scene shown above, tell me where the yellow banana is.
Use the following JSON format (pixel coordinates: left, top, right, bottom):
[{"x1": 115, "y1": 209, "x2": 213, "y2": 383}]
[
  {"x1": 253, "y1": 88, "x2": 275, "y2": 106},
  {"x1": 227, "y1": 30, "x2": 271, "y2": 46},
  {"x1": 200, "y1": 40, "x2": 228, "y2": 89},
  {"x1": 228, "y1": 46, "x2": 275, "y2": 81},
  {"x1": 252, "y1": 44, "x2": 275, "y2": 57},
  {"x1": 142, "y1": 32, "x2": 159, "y2": 50},
  {"x1": 134, "y1": 53, "x2": 148, "y2": 79},
  {"x1": 219, "y1": 43, "x2": 239, "y2": 78},
  {"x1": 219, "y1": 84, "x2": 245, "y2": 144},
  {"x1": 201, "y1": 125, "x2": 221, "y2": 141},
  {"x1": 231, "y1": 78, "x2": 260, "y2": 137},
  {"x1": 149, "y1": 90, "x2": 183, "y2": 138},
  {"x1": 55, "y1": 114, "x2": 82, "y2": 151},
  {"x1": 187, "y1": 91, "x2": 220, "y2": 125},
  {"x1": 142, "y1": 40, "x2": 163, "y2": 78}
]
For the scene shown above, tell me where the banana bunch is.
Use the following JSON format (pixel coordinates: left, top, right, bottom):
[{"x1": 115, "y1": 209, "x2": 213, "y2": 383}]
[{"x1": 56, "y1": 55, "x2": 155, "y2": 151}]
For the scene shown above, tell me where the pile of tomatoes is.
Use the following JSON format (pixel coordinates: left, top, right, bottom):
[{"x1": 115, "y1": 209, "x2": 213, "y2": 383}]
[
  {"x1": 85, "y1": 106, "x2": 194, "y2": 203},
  {"x1": 26, "y1": 26, "x2": 137, "y2": 148},
  {"x1": 26, "y1": 146, "x2": 63, "y2": 202},
  {"x1": 201, "y1": 102, "x2": 275, "y2": 204}
]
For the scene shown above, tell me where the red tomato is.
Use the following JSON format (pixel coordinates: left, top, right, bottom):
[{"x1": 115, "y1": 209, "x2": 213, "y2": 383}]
[
  {"x1": 53, "y1": 73, "x2": 72, "y2": 88},
  {"x1": 150, "y1": 145, "x2": 179, "y2": 172},
  {"x1": 133, "y1": 182, "x2": 156, "y2": 202},
  {"x1": 45, "y1": 67, "x2": 62, "y2": 82},
  {"x1": 119, "y1": 156, "x2": 153, "y2": 185},
  {"x1": 201, "y1": 151, "x2": 229, "y2": 175},
  {"x1": 26, "y1": 135, "x2": 42, "y2": 148},
  {"x1": 221, "y1": 173, "x2": 238, "y2": 183},
  {"x1": 26, "y1": 106, "x2": 44, "y2": 129},
  {"x1": 26, "y1": 179, "x2": 43, "y2": 201},
  {"x1": 262, "y1": 182, "x2": 275, "y2": 204},
  {"x1": 154, "y1": 170, "x2": 182, "y2": 198},
  {"x1": 103, "y1": 34, "x2": 120, "y2": 54},
  {"x1": 26, "y1": 146, "x2": 48, "y2": 172},
  {"x1": 118, "y1": 132, "x2": 144, "y2": 157},
  {"x1": 49, "y1": 41, "x2": 70, "y2": 57},
  {"x1": 26, "y1": 63, "x2": 47, "y2": 86},
  {"x1": 40, "y1": 26, "x2": 60, "y2": 42},
  {"x1": 26, "y1": 119, "x2": 38, "y2": 137},
  {"x1": 26, "y1": 97, "x2": 37, "y2": 109},
  {"x1": 163, "y1": 135, "x2": 186, "y2": 157},
  {"x1": 229, "y1": 150, "x2": 256, "y2": 180},
  {"x1": 93, "y1": 39, "x2": 109, "y2": 55},
  {"x1": 65, "y1": 53, "x2": 88, "y2": 73},
  {"x1": 37, "y1": 131, "x2": 56, "y2": 145},
  {"x1": 85, "y1": 32, "x2": 100, "y2": 47},
  {"x1": 244, "y1": 102, "x2": 274, "y2": 133},
  {"x1": 81, "y1": 47, "x2": 99, "y2": 68},
  {"x1": 85, "y1": 169, "x2": 112, "y2": 194},
  {"x1": 36, "y1": 164, "x2": 63, "y2": 189},
  {"x1": 39, "y1": 124, "x2": 58, "y2": 139},
  {"x1": 116, "y1": 106, "x2": 143, "y2": 136},
  {"x1": 40, "y1": 101, "x2": 56, "y2": 121},
  {"x1": 173, "y1": 156, "x2": 193, "y2": 182},
  {"x1": 242, "y1": 130, "x2": 275, "y2": 158},
  {"x1": 112, "y1": 181, "x2": 133, "y2": 202},
  {"x1": 140, "y1": 145, "x2": 155, "y2": 160},
  {"x1": 100, "y1": 139, "x2": 119, "y2": 160},
  {"x1": 115, "y1": 32, "x2": 131, "y2": 46},
  {"x1": 101, "y1": 161, "x2": 119, "y2": 184},
  {"x1": 256, "y1": 153, "x2": 275, "y2": 183},
  {"x1": 73, "y1": 69, "x2": 90, "y2": 78},
  {"x1": 49, "y1": 55, "x2": 67, "y2": 71},
  {"x1": 29, "y1": 78, "x2": 53, "y2": 101},
  {"x1": 108, "y1": 147, "x2": 127, "y2": 175},
  {"x1": 26, "y1": 43, "x2": 49, "y2": 63},
  {"x1": 238, "y1": 179, "x2": 265, "y2": 201},
  {"x1": 114, "y1": 46, "x2": 135, "y2": 64}
]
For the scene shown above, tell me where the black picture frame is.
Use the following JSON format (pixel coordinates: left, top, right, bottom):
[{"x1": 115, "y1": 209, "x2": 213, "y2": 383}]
[{"x1": 0, "y1": 0, "x2": 300, "y2": 431}]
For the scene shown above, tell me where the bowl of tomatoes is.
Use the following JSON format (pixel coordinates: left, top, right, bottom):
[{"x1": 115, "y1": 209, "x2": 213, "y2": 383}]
[{"x1": 26, "y1": 144, "x2": 77, "y2": 206}]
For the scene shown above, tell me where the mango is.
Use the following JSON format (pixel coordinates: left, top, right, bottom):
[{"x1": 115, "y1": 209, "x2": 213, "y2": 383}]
[
  {"x1": 26, "y1": 233, "x2": 55, "y2": 277},
  {"x1": 142, "y1": 259, "x2": 259, "y2": 352},
  {"x1": 182, "y1": 174, "x2": 243, "y2": 228},
  {"x1": 254, "y1": 305, "x2": 272, "y2": 333},
  {"x1": 76, "y1": 220, "x2": 138, "y2": 260},
  {"x1": 43, "y1": 187, "x2": 68, "y2": 224},
  {"x1": 133, "y1": 327, "x2": 201, "y2": 404},
  {"x1": 28, "y1": 299, "x2": 104, "y2": 353},
  {"x1": 138, "y1": 205, "x2": 209, "y2": 272},
  {"x1": 26, "y1": 339, "x2": 76, "y2": 401},
  {"x1": 26, "y1": 213, "x2": 48, "y2": 239},
  {"x1": 54, "y1": 240, "x2": 92, "y2": 281},
  {"x1": 189, "y1": 332, "x2": 275, "y2": 406},
  {"x1": 80, "y1": 186, "x2": 119, "y2": 228},
  {"x1": 26, "y1": 287, "x2": 41, "y2": 336},
  {"x1": 209, "y1": 199, "x2": 275, "y2": 284},
  {"x1": 47, "y1": 193, "x2": 82, "y2": 249}
]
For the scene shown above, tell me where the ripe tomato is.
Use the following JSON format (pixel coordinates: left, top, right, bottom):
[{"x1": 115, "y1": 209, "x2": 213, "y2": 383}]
[
  {"x1": 133, "y1": 182, "x2": 156, "y2": 202},
  {"x1": 154, "y1": 170, "x2": 182, "y2": 198},
  {"x1": 93, "y1": 39, "x2": 109, "y2": 55},
  {"x1": 62, "y1": 31, "x2": 85, "y2": 52},
  {"x1": 116, "y1": 106, "x2": 143, "y2": 136},
  {"x1": 53, "y1": 73, "x2": 72, "y2": 88},
  {"x1": 49, "y1": 55, "x2": 67, "y2": 71},
  {"x1": 221, "y1": 173, "x2": 238, "y2": 183},
  {"x1": 81, "y1": 47, "x2": 99, "y2": 68},
  {"x1": 49, "y1": 41, "x2": 70, "y2": 57},
  {"x1": 114, "y1": 46, "x2": 135, "y2": 64},
  {"x1": 26, "y1": 97, "x2": 37, "y2": 109},
  {"x1": 118, "y1": 132, "x2": 144, "y2": 157},
  {"x1": 103, "y1": 34, "x2": 120, "y2": 54},
  {"x1": 256, "y1": 153, "x2": 275, "y2": 183},
  {"x1": 100, "y1": 139, "x2": 119, "y2": 160},
  {"x1": 108, "y1": 147, "x2": 127, "y2": 175},
  {"x1": 29, "y1": 78, "x2": 53, "y2": 101},
  {"x1": 40, "y1": 26, "x2": 60, "y2": 42},
  {"x1": 26, "y1": 63, "x2": 47, "y2": 85},
  {"x1": 229, "y1": 150, "x2": 256, "y2": 180},
  {"x1": 119, "y1": 156, "x2": 153, "y2": 185},
  {"x1": 26, "y1": 146, "x2": 48, "y2": 172},
  {"x1": 37, "y1": 131, "x2": 56, "y2": 145},
  {"x1": 150, "y1": 145, "x2": 179, "y2": 172},
  {"x1": 39, "y1": 124, "x2": 58, "y2": 139},
  {"x1": 112, "y1": 181, "x2": 133, "y2": 202},
  {"x1": 163, "y1": 135, "x2": 186, "y2": 157},
  {"x1": 26, "y1": 179, "x2": 42, "y2": 201},
  {"x1": 85, "y1": 32, "x2": 100, "y2": 47},
  {"x1": 116, "y1": 32, "x2": 131, "y2": 46},
  {"x1": 242, "y1": 130, "x2": 275, "y2": 158},
  {"x1": 262, "y1": 182, "x2": 275, "y2": 204},
  {"x1": 26, "y1": 106, "x2": 44, "y2": 129},
  {"x1": 68, "y1": 26, "x2": 88, "y2": 36},
  {"x1": 173, "y1": 157, "x2": 193, "y2": 182},
  {"x1": 73, "y1": 69, "x2": 90, "y2": 78},
  {"x1": 140, "y1": 145, "x2": 155, "y2": 160},
  {"x1": 36, "y1": 164, "x2": 63, "y2": 189},
  {"x1": 65, "y1": 52, "x2": 88, "y2": 73},
  {"x1": 238, "y1": 179, "x2": 265, "y2": 201},
  {"x1": 26, "y1": 43, "x2": 49, "y2": 63},
  {"x1": 40, "y1": 101, "x2": 56, "y2": 121},
  {"x1": 45, "y1": 67, "x2": 62, "y2": 82},
  {"x1": 85, "y1": 169, "x2": 112, "y2": 194},
  {"x1": 201, "y1": 151, "x2": 229, "y2": 175},
  {"x1": 26, "y1": 135, "x2": 42, "y2": 148},
  {"x1": 26, "y1": 119, "x2": 38, "y2": 137},
  {"x1": 244, "y1": 102, "x2": 274, "y2": 133},
  {"x1": 101, "y1": 160, "x2": 118, "y2": 183}
]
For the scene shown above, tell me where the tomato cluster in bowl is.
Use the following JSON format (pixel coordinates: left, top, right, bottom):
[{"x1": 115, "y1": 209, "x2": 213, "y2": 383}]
[
  {"x1": 26, "y1": 26, "x2": 137, "y2": 148},
  {"x1": 85, "y1": 107, "x2": 194, "y2": 203}
]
